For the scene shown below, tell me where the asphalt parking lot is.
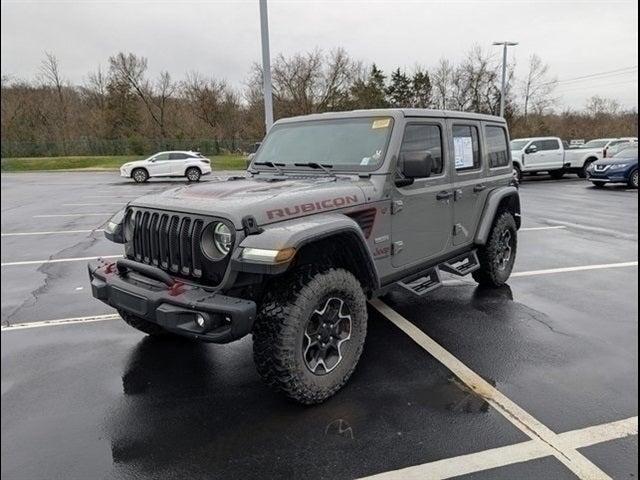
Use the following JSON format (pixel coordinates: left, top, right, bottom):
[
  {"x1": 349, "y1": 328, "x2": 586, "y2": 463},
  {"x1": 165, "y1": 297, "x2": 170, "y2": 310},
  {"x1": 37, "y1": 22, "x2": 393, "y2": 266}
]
[{"x1": 1, "y1": 171, "x2": 638, "y2": 480}]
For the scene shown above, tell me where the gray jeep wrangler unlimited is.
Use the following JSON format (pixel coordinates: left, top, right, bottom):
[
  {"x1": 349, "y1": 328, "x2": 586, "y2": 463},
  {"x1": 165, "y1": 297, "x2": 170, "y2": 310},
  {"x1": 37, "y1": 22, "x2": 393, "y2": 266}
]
[{"x1": 89, "y1": 109, "x2": 520, "y2": 404}]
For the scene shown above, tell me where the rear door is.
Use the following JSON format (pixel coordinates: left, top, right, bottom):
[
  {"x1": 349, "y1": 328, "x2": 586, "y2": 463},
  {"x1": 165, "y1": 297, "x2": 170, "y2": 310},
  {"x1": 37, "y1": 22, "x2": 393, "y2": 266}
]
[
  {"x1": 450, "y1": 121, "x2": 486, "y2": 247},
  {"x1": 169, "y1": 152, "x2": 189, "y2": 175},
  {"x1": 391, "y1": 120, "x2": 453, "y2": 268}
]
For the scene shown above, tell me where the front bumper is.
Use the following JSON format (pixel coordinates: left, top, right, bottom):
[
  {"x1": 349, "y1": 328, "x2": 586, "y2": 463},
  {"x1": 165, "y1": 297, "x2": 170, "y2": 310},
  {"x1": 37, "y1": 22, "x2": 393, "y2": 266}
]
[
  {"x1": 587, "y1": 169, "x2": 629, "y2": 183},
  {"x1": 88, "y1": 259, "x2": 256, "y2": 343}
]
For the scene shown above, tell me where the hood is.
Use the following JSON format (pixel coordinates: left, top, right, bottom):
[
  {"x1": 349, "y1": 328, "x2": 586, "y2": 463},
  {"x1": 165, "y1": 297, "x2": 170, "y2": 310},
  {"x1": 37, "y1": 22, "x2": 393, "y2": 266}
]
[
  {"x1": 130, "y1": 175, "x2": 370, "y2": 229},
  {"x1": 593, "y1": 156, "x2": 638, "y2": 166}
]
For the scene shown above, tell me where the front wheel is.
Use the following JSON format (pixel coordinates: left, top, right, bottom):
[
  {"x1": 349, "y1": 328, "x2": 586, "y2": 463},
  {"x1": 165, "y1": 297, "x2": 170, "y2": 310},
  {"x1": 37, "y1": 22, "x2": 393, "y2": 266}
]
[
  {"x1": 252, "y1": 268, "x2": 367, "y2": 404},
  {"x1": 472, "y1": 211, "x2": 518, "y2": 287},
  {"x1": 628, "y1": 169, "x2": 639, "y2": 189},
  {"x1": 185, "y1": 167, "x2": 201, "y2": 182},
  {"x1": 579, "y1": 159, "x2": 595, "y2": 179},
  {"x1": 132, "y1": 168, "x2": 149, "y2": 183}
]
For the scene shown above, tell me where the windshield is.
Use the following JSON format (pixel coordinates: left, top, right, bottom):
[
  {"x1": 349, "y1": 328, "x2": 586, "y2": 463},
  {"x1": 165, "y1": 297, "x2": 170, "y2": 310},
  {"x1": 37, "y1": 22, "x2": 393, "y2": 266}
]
[
  {"x1": 614, "y1": 147, "x2": 638, "y2": 158},
  {"x1": 581, "y1": 140, "x2": 609, "y2": 149},
  {"x1": 253, "y1": 117, "x2": 394, "y2": 171},
  {"x1": 510, "y1": 140, "x2": 530, "y2": 151}
]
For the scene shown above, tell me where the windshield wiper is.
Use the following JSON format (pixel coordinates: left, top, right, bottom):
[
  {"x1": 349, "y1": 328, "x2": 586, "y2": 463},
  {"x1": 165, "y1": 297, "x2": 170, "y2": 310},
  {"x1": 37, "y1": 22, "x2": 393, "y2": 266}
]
[
  {"x1": 253, "y1": 161, "x2": 286, "y2": 175},
  {"x1": 294, "y1": 162, "x2": 336, "y2": 178}
]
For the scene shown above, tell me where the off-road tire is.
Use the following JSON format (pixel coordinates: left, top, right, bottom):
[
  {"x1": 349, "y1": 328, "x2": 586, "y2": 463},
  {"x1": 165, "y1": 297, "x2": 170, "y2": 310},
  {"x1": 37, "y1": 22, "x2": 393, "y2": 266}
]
[
  {"x1": 579, "y1": 159, "x2": 596, "y2": 179},
  {"x1": 252, "y1": 267, "x2": 368, "y2": 405},
  {"x1": 185, "y1": 167, "x2": 201, "y2": 182},
  {"x1": 472, "y1": 211, "x2": 518, "y2": 287},
  {"x1": 628, "y1": 169, "x2": 639, "y2": 189},
  {"x1": 132, "y1": 168, "x2": 149, "y2": 183},
  {"x1": 592, "y1": 181, "x2": 606, "y2": 189},
  {"x1": 550, "y1": 169, "x2": 565, "y2": 180},
  {"x1": 119, "y1": 309, "x2": 168, "y2": 336}
]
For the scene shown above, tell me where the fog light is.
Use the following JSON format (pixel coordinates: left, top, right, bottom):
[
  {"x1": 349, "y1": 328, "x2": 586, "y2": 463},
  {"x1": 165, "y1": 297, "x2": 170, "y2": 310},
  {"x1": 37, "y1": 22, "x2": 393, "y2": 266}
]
[{"x1": 195, "y1": 313, "x2": 206, "y2": 329}]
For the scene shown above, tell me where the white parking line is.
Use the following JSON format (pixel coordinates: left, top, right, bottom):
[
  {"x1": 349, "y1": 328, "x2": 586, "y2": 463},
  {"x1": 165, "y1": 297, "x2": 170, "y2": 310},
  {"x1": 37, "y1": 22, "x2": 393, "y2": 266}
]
[
  {"x1": 362, "y1": 416, "x2": 637, "y2": 480},
  {"x1": 520, "y1": 226, "x2": 567, "y2": 231},
  {"x1": 33, "y1": 213, "x2": 114, "y2": 218},
  {"x1": 62, "y1": 203, "x2": 125, "y2": 206},
  {"x1": 1, "y1": 314, "x2": 120, "y2": 331},
  {"x1": 1, "y1": 255, "x2": 121, "y2": 267},
  {"x1": 370, "y1": 298, "x2": 613, "y2": 480},
  {"x1": 511, "y1": 261, "x2": 638, "y2": 278},
  {"x1": 1, "y1": 229, "x2": 105, "y2": 237}
]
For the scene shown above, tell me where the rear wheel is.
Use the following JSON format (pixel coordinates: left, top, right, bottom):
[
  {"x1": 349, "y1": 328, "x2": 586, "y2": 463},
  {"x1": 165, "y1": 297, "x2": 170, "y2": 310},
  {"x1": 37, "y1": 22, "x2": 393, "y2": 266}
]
[
  {"x1": 472, "y1": 211, "x2": 517, "y2": 287},
  {"x1": 119, "y1": 310, "x2": 169, "y2": 336},
  {"x1": 628, "y1": 169, "x2": 639, "y2": 189},
  {"x1": 252, "y1": 268, "x2": 367, "y2": 404},
  {"x1": 132, "y1": 168, "x2": 149, "y2": 183},
  {"x1": 185, "y1": 167, "x2": 201, "y2": 182},
  {"x1": 592, "y1": 181, "x2": 606, "y2": 189}
]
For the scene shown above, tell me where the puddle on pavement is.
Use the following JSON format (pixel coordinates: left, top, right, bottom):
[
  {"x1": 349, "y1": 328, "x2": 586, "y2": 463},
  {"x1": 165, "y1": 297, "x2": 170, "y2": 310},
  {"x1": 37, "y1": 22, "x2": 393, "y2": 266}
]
[{"x1": 419, "y1": 376, "x2": 492, "y2": 414}]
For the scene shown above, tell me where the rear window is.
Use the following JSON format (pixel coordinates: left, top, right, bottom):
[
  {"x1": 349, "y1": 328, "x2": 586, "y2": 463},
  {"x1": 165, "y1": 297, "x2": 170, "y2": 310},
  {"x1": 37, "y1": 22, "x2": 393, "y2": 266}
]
[
  {"x1": 453, "y1": 125, "x2": 481, "y2": 171},
  {"x1": 614, "y1": 147, "x2": 638, "y2": 158},
  {"x1": 485, "y1": 126, "x2": 510, "y2": 168}
]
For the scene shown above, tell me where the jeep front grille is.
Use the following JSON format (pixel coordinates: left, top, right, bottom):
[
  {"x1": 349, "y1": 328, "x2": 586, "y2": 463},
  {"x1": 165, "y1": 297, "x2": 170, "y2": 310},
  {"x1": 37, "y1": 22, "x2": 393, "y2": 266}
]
[{"x1": 130, "y1": 210, "x2": 205, "y2": 278}]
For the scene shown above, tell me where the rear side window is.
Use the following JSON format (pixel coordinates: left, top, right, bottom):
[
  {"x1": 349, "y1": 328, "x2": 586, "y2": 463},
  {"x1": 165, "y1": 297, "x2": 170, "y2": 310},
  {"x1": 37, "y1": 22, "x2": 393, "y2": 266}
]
[
  {"x1": 453, "y1": 125, "x2": 481, "y2": 171},
  {"x1": 399, "y1": 124, "x2": 444, "y2": 175},
  {"x1": 169, "y1": 153, "x2": 187, "y2": 160},
  {"x1": 485, "y1": 126, "x2": 510, "y2": 168}
]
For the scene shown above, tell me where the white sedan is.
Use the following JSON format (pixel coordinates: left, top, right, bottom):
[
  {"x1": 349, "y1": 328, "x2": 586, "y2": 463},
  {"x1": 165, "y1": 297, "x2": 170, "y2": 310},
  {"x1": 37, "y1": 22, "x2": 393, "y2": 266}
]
[{"x1": 120, "y1": 151, "x2": 212, "y2": 183}]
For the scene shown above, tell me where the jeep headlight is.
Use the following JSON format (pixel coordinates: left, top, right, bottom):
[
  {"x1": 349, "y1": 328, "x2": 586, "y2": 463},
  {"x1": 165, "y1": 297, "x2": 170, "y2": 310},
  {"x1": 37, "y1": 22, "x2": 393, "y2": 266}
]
[{"x1": 213, "y1": 222, "x2": 232, "y2": 255}]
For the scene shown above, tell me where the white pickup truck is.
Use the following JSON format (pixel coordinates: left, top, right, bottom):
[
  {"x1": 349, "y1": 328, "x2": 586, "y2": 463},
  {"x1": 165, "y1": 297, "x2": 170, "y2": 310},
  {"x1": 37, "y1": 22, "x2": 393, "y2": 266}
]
[{"x1": 511, "y1": 137, "x2": 638, "y2": 180}]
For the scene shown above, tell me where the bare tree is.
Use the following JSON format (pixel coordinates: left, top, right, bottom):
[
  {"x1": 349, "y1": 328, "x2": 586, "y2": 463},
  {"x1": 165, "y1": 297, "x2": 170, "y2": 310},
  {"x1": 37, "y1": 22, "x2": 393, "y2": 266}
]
[
  {"x1": 432, "y1": 58, "x2": 454, "y2": 109},
  {"x1": 585, "y1": 96, "x2": 620, "y2": 117},
  {"x1": 39, "y1": 52, "x2": 70, "y2": 152},
  {"x1": 521, "y1": 54, "x2": 557, "y2": 118},
  {"x1": 108, "y1": 52, "x2": 175, "y2": 137}
]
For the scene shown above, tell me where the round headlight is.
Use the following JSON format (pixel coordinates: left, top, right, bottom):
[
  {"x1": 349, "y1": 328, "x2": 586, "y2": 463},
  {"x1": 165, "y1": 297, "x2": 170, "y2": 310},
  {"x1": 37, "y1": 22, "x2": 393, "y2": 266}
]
[{"x1": 213, "y1": 222, "x2": 232, "y2": 255}]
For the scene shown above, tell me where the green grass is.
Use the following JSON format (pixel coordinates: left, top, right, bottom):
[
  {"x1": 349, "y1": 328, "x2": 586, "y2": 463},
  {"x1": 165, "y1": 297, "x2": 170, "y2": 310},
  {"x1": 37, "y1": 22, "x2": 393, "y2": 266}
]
[{"x1": 0, "y1": 154, "x2": 247, "y2": 172}]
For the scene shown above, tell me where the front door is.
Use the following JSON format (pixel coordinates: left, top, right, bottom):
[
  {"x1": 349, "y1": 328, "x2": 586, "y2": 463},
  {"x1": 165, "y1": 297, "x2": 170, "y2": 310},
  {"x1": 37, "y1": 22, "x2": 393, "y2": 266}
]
[
  {"x1": 450, "y1": 121, "x2": 487, "y2": 246},
  {"x1": 391, "y1": 120, "x2": 454, "y2": 268},
  {"x1": 148, "y1": 153, "x2": 172, "y2": 176}
]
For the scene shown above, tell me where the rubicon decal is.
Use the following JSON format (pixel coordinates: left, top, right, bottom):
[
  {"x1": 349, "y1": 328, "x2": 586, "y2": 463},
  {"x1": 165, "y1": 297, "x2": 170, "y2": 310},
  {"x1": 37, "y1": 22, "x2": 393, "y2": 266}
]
[{"x1": 266, "y1": 195, "x2": 360, "y2": 220}]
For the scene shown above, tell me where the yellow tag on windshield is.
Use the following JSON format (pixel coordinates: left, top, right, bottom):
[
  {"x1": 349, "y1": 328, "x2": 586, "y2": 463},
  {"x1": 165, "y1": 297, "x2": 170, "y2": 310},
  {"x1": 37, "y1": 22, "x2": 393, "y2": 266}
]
[{"x1": 371, "y1": 118, "x2": 391, "y2": 129}]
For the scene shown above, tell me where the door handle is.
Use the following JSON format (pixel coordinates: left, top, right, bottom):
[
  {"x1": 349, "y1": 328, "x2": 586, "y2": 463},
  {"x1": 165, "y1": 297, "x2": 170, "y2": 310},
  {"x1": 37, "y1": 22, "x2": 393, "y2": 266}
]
[
  {"x1": 473, "y1": 184, "x2": 487, "y2": 193},
  {"x1": 436, "y1": 191, "x2": 453, "y2": 201}
]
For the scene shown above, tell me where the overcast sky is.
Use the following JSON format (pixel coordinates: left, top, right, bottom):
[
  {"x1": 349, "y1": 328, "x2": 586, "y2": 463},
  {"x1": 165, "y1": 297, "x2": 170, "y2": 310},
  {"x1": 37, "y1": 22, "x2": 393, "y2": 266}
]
[{"x1": 1, "y1": 0, "x2": 638, "y2": 110}]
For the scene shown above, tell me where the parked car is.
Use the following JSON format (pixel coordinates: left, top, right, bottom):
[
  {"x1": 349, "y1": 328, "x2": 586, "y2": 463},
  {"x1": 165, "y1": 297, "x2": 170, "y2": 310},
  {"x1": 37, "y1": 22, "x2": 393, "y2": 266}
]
[
  {"x1": 510, "y1": 136, "x2": 568, "y2": 181},
  {"x1": 511, "y1": 136, "x2": 638, "y2": 181},
  {"x1": 604, "y1": 138, "x2": 638, "y2": 158},
  {"x1": 91, "y1": 108, "x2": 521, "y2": 404},
  {"x1": 587, "y1": 146, "x2": 638, "y2": 189},
  {"x1": 120, "y1": 151, "x2": 212, "y2": 183}
]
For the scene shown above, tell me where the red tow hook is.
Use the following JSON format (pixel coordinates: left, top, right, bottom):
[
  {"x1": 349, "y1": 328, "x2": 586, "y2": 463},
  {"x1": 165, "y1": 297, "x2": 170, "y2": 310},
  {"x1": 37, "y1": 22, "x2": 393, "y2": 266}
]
[{"x1": 168, "y1": 280, "x2": 186, "y2": 296}]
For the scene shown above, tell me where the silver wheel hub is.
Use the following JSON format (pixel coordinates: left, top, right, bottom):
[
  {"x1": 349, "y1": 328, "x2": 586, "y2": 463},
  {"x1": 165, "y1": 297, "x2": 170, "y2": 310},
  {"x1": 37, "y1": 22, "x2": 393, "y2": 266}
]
[
  {"x1": 303, "y1": 297, "x2": 352, "y2": 375},
  {"x1": 496, "y1": 229, "x2": 513, "y2": 271},
  {"x1": 633, "y1": 171, "x2": 639, "y2": 187}
]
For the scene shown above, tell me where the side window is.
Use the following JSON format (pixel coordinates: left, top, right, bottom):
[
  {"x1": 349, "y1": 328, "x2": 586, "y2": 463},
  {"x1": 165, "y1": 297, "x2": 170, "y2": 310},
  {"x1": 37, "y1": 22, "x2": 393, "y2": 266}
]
[
  {"x1": 399, "y1": 124, "x2": 444, "y2": 176},
  {"x1": 485, "y1": 126, "x2": 509, "y2": 168},
  {"x1": 169, "y1": 153, "x2": 186, "y2": 160},
  {"x1": 154, "y1": 153, "x2": 170, "y2": 161},
  {"x1": 453, "y1": 125, "x2": 481, "y2": 171},
  {"x1": 542, "y1": 140, "x2": 560, "y2": 150}
]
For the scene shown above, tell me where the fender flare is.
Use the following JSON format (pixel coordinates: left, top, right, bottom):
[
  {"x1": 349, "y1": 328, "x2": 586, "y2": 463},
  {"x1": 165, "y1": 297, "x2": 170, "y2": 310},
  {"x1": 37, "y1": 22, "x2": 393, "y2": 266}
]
[
  {"x1": 237, "y1": 212, "x2": 379, "y2": 290},
  {"x1": 474, "y1": 186, "x2": 521, "y2": 246}
]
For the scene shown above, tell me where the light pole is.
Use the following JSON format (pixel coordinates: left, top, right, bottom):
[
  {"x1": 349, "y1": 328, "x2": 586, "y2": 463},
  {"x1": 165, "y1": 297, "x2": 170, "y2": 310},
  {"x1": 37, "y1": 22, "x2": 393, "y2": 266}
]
[
  {"x1": 259, "y1": 0, "x2": 274, "y2": 132},
  {"x1": 492, "y1": 41, "x2": 518, "y2": 118}
]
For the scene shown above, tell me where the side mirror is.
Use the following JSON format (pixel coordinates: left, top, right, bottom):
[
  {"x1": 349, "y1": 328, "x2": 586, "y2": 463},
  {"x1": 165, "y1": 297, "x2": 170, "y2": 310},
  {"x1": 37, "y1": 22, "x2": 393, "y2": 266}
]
[{"x1": 525, "y1": 145, "x2": 538, "y2": 154}]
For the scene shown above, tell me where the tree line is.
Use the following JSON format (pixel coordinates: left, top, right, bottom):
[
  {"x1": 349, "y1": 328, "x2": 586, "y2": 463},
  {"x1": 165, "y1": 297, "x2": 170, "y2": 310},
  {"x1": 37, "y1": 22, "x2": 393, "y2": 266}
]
[{"x1": 1, "y1": 47, "x2": 637, "y2": 158}]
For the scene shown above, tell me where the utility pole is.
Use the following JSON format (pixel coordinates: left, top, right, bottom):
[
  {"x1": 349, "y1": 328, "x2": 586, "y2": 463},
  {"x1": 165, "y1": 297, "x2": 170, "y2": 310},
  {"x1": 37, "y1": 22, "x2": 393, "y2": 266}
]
[
  {"x1": 492, "y1": 41, "x2": 518, "y2": 118},
  {"x1": 259, "y1": 0, "x2": 274, "y2": 132}
]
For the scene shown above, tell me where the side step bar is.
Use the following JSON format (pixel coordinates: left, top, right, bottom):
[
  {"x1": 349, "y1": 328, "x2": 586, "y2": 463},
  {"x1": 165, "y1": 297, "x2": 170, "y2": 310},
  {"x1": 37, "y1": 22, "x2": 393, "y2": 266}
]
[{"x1": 395, "y1": 250, "x2": 480, "y2": 297}]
